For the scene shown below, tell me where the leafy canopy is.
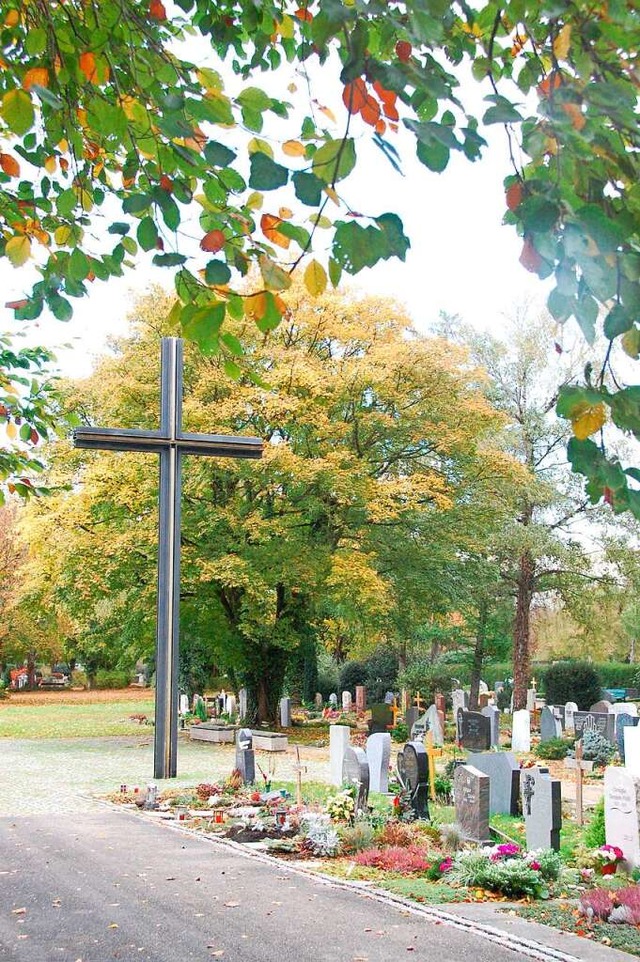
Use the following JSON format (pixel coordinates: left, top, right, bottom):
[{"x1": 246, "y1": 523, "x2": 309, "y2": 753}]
[{"x1": 0, "y1": 0, "x2": 638, "y2": 511}]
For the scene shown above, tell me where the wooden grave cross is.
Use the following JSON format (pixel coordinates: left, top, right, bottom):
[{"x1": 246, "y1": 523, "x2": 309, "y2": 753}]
[
  {"x1": 74, "y1": 337, "x2": 263, "y2": 779},
  {"x1": 390, "y1": 698, "x2": 401, "y2": 727},
  {"x1": 425, "y1": 730, "x2": 443, "y2": 802},
  {"x1": 293, "y1": 746, "x2": 307, "y2": 807},
  {"x1": 563, "y1": 738, "x2": 593, "y2": 826}
]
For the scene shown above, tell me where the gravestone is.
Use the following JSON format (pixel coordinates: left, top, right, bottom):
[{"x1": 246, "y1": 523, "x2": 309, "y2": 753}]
[
  {"x1": 366, "y1": 732, "x2": 391, "y2": 793},
  {"x1": 451, "y1": 689, "x2": 468, "y2": 716},
  {"x1": 225, "y1": 694, "x2": 237, "y2": 716},
  {"x1": 425, "y1": 704, "x2": 444, "y2": 746},
  {"x1": 400, "y1": 740, "x2": 429, "y2": 819},
  {"x1": 329, "y1": 724, "x2": 351, "y2": 786},
  {"x1": 479, "y1": 680, "x2": 489, "y2": 694},
  {"x1": 574, "y1": 711, "x2": 615, "y2": 744},
  {"x1": 511, "y1": 709, "x2": 531, "y2": 753},
  {"x1": 625, "y1": 726, "x2": 640, "y2": 778},
  {"x1": 590, "y1": 699, "x2": 613, "y2": 714},
  {"x1": 481, "y1": 705, "x2": 500, "y2": 748},
  {"x1": 611, "y1": 702, "x2": 638, "y2": 732},
  {"x1": 179, "y1": 693, "x2": 189, "y2": 716},
  {"x1": 494, "y1": 681, "x2": 505, "y2": 696},
  {"x1": 564, "y1": 701, "x2": 578, "y2": 732},
  {"x1": 369, "y1": 702, "x2": 394, "y2": 734},
  {"x1": 467, "y1": 751, "x2": 520, "y2": 815},
  {"x1": 435, "y1": 693, "x2": 446, "y2": 718},
  {"x1": 329, "y1": 692, "x2": 338, "y2": 707},
  {"x1": 540, "y1": 706, "x2": 562, "y2": 742},
  {"x1": 280, "y1": 696, "x2": 291, "y2": 728},
  {"x1": 458, "y1": 709, "x2": 491, "y2": 751},
  {"x1": 604, "y1": 766, "x2": 640, "y2": 869},
  {"x1": 551, "y1": 705, "x2": 566, "y2": 730},
  {"x1": 454, "y1": 764, "x2": 491, "y2": 843},
  {"x1": 314, "y1": 692, "x2": 323, "y2": 709},
  {"x1": 526, "y1": 688, "x2": 536, "y2": 711},
  {"x1": 235, "y1": 728, "x2": 255, "y2": 784},
  {"x1": 342, "y1": 746, "x2": 370, "y2": 814},
  {"x1": 384, "y1": 691, "x2": 395, "y2": 705},
  {"x1": 411, "y1": 711, "x2": 428, "y2": 740},
  {"x1": 238, "y1": 688, "x2": 248, "y2": 720},
  {"x1": 355, "y1": 685, "x2": 367, "y2": 712},
  {"x1": 342, "y1": 690, "x2": 352, "y2": 712},
  {"x1": 616, "y1": 713, "x2": 639, "y2": 763},
  {"x1": 520, "y1": 766, "x2": 562, "y2": 851},
  {"x1": 405, "y1": 706, "x2": 420, "y2": 734}
]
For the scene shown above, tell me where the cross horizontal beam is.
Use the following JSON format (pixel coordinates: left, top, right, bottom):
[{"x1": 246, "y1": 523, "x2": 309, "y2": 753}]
[{"x1": 73, "y1": 426, "x2": 263, "y2": 458}]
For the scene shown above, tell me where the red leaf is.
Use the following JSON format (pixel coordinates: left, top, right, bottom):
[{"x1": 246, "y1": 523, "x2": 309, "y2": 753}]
[
  {"x1": 519, "y1": 237, "x2": 542, "y2": 273},
  {"x1": 295, "y1": 7, "x2": 313, "y2": 21},
  {"x1": 200, "y1": 230, "x2": 226, "y2": 253},
  {"x1": 395, "y1": 41, "x2": 412, "y2": 62},
  {"x1": 159, "y1": 175, "x2": 173, "y2": 192},
  {"x1": 5, "y1": 299, "x2": 28, "y2": 310},
  {"x1": 149, "y1": 0, "x2": 167, "y2": 19},
  {"x1": 342, "y1": 79, "x2": 367, "y2": 115},
  {"x1": 505, "y1": 182, "x2": 523, "y2": 211},
  {"x1": 360, "y1": 95, "x2": 380, "y2": 127}
]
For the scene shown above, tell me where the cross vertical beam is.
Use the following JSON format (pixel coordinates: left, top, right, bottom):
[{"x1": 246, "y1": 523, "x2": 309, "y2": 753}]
[{"x1": 155, "y1": 339, "x2": 182, "y2": 779}]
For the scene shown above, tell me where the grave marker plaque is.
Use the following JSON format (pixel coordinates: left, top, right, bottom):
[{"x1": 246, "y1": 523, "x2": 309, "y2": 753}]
[
  {"x1": 355, "y1": 686, "x2": 367, "y2": 712},
  {"x1": 366, "y1": 733, "x2": 391, "y2": 793},
  {"x1": 574, "y1": 711, "x2": 615, "y2": 744},
  {"x1": 454, "y1": 764, "x2": 490, "y2": 843},
  {"x1": 458, "y1": 709, "x2": 491, "y2": 751},
  {"x1": 520, "y1": 766, "x2": 561, "y2": 851}
]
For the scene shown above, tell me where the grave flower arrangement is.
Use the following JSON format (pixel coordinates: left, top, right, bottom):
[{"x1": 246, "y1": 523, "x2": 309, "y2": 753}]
[
  {"x1": 593, "y1": 844, "x2": 624, "y2": 875},
  {"x1": 326, "y1": 788, "x2": 356, "y2": 822},
  {"x1": 447, "y1": 845, "x2": 563, "y2": 899}
]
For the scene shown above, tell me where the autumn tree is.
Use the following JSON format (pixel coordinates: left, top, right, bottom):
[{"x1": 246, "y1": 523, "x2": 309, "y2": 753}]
[
  {"x1": 0, "y1": 2, "x2": 638, "y2": 512},
  {"x1": 15, "y1": 286, "x2": 519, "y2": 723}
]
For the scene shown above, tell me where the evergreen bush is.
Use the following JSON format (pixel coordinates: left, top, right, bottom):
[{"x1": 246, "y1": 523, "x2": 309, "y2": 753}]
[
  {"x1": 580, "y1": 730, "x2": 616, "y2": 767},
  {"x1": 338, "y1": 660, "x2": 367, "y2": 694},
  {"x1": 397, "y1": 659, "x2": 459, "y2": 704},
  {"x1": 94, "y1": 668, "x2": 130, "y2": 689},
  {"x1": 363, "y1": 647, "x2": 399, "y2": 703},
  {"x1": 543, "y1": 661, "x2": 602, "y2": 709},
  {"x1": 535, "y1": 736, "x2": 573, "y2": 760}
]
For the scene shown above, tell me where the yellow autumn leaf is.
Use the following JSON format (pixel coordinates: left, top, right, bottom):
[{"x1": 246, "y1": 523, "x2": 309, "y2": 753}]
[
  {"x1": 246, "y1": 191, "x2": 263, "y2": 210},
  {"x1": 278, "y1": 207, "x2": 293, "y2": 220},
  {"x1": 279, "y1": 14, "x2": 295, "y2": 39},
  {"x1": 282, "y1": 140, "x2": 305, "y2": 157},
  {"x1": 245, "y1": 292, "x2": 267, "y2": 320},
  {"x1": 44, "y1": 156, "x2": 57, "y2": 174},
  {"x1": 553, "y1": 24, "x2": 571, "y2": 60},
  {"x1": 6, "y1": 234, "x2": 31, "y2": 267},
  {"x1": 323, "y1": 185, "x2": 340, "y2": 206},
  {"x1": 6, "y1": 420, "x2": 17, "y2": 440},
  {"x1": 572, "y1": 403, "x2": 606, "y2": 440},
  {"x1": 304, "y1": 259, "x2": 327, "y2": 297},
  {"x1": 621, "y1": 327, "x2": 640, "y2": 359}
]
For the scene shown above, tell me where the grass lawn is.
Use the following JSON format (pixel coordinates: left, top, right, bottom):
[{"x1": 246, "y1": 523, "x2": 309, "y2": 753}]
[{"x1": 0, "y1": 691, "x2": 155, "y2": 738}]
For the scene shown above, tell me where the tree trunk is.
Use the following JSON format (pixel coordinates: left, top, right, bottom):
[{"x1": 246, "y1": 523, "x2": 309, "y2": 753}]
[
  {"x1": 469, "y1": 601, "x2": 488, "y2": 711},
  {"x1": 243, "y1": 644, "x2": 289, "y2": 727},
  {"x1": 630, "y1": 636, "x2": 636, "y2": 665},
  {"x1": 513, "y1": 550, "x2": 535, "y2": 710},
  {"x1": 26, "y1": 649, "x2": 37, "y2": 690}
]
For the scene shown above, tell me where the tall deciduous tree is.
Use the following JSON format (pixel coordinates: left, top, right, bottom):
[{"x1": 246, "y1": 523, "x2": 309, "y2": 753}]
[
  {"x1": 0, "y1": 2, "x2": 638, "y2": 511},
  {"x1": 16, "y1": 286, "x2": 519, "y2": 723}
]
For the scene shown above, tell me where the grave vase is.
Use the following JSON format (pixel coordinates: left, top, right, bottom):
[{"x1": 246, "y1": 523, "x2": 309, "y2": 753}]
[{"x1": 599, "y1": 862, "x2": 617, "y2": 876}]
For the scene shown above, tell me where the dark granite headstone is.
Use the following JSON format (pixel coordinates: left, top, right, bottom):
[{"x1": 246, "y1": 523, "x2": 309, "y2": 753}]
[
  {"x1": 369, "y1": 702, "x2": 394, "y2": 734},
  {"x1": 458, "y1": 708, "x2": 491, "y2": 751},
  {"x1": 400, "y1": 740, "x2": 429, "y2": 819},
  {"x1": 481, "y1": 705, "x2": 500, "y2": 748},
  {"x1": 574, "y1": 711, "x2": 615, "y2": 744},
  {"x1": 405, "y1": 706, "x2": 420, "y2": 734},
  {"x1": 468, "y1": 751, "x2": 520, "y2": 815},
  {"x1": 520, "y1": 766, "x2": 562, "y2": 851},
  {"x1": 591, "y1": 699, "x2": 613, "y2": 713},
  {"x1": 551, "y1": 705, "x2": 566, "y2": 730},
  {"x1": 616, "y1": 714, "x2": 640, "y2": 763},
  {"x1": 454, "y1": 764, "x2": 490, "y2": 843},
  {"x1": 235, "y1": 727, "x2": 255, "y2": 784},
  {"x1": 411, "y1": 711, "x2": 428, "y2": 740},
  {"x1": 342, "y1": 745, "x2": 370, "y2": 814},
  {"x1": 540, "y1": 706, "x2": 562, "y2": 742}
]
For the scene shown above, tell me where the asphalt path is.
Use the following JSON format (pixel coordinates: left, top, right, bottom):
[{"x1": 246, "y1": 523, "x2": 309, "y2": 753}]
[{"x1": 1, "y1": 810, "x2": 536, "y2": 962}]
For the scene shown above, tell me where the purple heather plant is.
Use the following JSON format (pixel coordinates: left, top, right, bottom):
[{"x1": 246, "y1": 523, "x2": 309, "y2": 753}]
[{"x1": 579, "y1": 888, "x2": 614, "y2": 922}]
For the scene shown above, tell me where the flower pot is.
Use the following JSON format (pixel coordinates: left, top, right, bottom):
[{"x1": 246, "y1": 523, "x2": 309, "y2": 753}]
[{"x1": 599, "y1": 863, "x2": 617, "y2": 876}]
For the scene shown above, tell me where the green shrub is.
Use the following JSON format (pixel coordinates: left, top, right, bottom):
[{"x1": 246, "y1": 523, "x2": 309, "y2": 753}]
[
  {"x1": 397, "y1": 659, "x2": 459, "y2": 705},
  {"x1": 94, "y1": 669, "x2": 130, "y2": 689},
  {"x1": 363, "y1": 647, "x2": 399, "y2": 703},
  {"x1": 339, "y1": 660, "x2": 367, "y2": 694},
  {"x1": 584, "y1": 798, "x2": 606, "y2": 848},
  {"x1": 580, "y1": 730, "x2": 616, "y2": 767},
  {"x1": 449, "y1": 850, "x2": 544, "y2": 898},
  {"x1": 496, "y1": 682, "x2": 513, "y2": 711},
  {"x1": 532, "y1": 848, "x2": 563, "y2": 881},
  {"x1": 543, "y1": 661, "x2": 602, "y2": 709},
  {"x1": 597, "y1": 663, "x2": 639, "y2": 689},
  {"x1": 391, "y1": 723, "x2": 408, "y2": 743},
  {"x1": 535, "y1": 736, "x2": 574, "y2": 760},
  {"x1": 338, "y1": 821, "x2": 375, "y2": 854}
]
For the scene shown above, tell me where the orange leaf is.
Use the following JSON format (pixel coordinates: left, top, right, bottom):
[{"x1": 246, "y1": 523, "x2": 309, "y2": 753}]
[
  {"x1": 282, "y1": 140, "x2": 305, "y2": 157},
  {"x1": 0, "y1": 153, "x2": 20, "y2": 177},
  {"x1": 200, "y1": 230, "x2": 226, "y2": 253},
  {"x1": 245, "y1": 292, "x2": 267, "y2": 320},
  {"x1": 79, "y1": 52, "x2": 97, "y2": 83},
  {"x1": 373, "y1": 82, "x2": 396, "y2": 106},
  {"x1": 278, "y1": 206, "x2": 293, "y2": 220},
  {"x1": 505, "y1": 182, "x2": 523, "y2": 211},
  {"x1": 342, "y1": 79, "x2": 367, "y2": 115},
  {"x1": 382, "y1": 101, "x2": 399, "y2": 122},
  {"x1": 150, "y1": 0, "x2": 167, "y2": 19},
  {"x1": 295, "y1": 7, "x2": 313, "y2": 21},
  {"x1": 5, "y1": 10, "x2": 19, "y2": 27},
  {"x1": 5, "y1": 298, "x2": 28, "y2": 310},
  {"x1": 260, "y1": 213, "x2": 290, "y2": 249},
  {"x1": 519, "y1": 237, "x2": 542, "y2": 273},
  {"x1": 375, "y1": 119, "x2": 386, "y2": 135},
  {"x1": 360, "y1": 96, "x2": 381, "y2": 127},
  {"x1": 22, "y1": 67, "x2": 49, "y2": 91},
  {"x1": 159, "y1": 174, "x2": 173, "y2": 192},
  {"x1": 562, "y1": 103, "x2": 586, "y2": 131},
  {"x1": 537, "y1": 71, "x2": 562, "y2": 98}
]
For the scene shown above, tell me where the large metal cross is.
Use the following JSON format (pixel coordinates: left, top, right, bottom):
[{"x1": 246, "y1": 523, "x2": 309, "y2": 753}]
[{"x1": 73, "y1": 337, "x2": 263, "y2": 779}]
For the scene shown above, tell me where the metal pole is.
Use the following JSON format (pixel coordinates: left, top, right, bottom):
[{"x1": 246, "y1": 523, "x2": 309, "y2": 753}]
[{"x1": 154, "y1": 339, "x2": 182, "y2": 779}]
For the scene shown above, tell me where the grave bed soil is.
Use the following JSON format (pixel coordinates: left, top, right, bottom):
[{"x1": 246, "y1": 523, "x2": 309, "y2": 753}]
[
  {"x1": 222, "y1": 825, "x2": 297, "y2": 843},
  {"x1": 514, "y1": 902, "x2": 640, "y2": 957}
]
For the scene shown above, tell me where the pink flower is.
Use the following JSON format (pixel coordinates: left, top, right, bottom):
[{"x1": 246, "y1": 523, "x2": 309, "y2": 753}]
[
  {"x1": 529, "y1": 860, "x2": 541, "y2": 871},
  {"x1": 439, "y1": 858, "x2": 453, "y2": 873}
]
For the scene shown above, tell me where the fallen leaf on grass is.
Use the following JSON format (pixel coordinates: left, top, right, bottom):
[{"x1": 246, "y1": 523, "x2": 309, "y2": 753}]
[
  {"x1": 108, "y1": 923, "x2": 118, "y2": 929},
  {"x1": 165, "y1": 877, "x2": 176, "y2": 881},
  {"x1": 11, "y1": 909, "x2": 26, "y2": 915},
  {"x1": 210, "y1": 953, "x2": 224, "y2": 958},
  {"x1": 223, "y1": 901, "x2": 240, "y2": 908}
]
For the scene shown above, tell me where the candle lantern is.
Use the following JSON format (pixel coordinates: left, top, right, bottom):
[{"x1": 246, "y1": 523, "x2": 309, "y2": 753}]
[
  {"x1": 213, "y1": 808, "x2": 225, "y2": 824},
  {"x1": 275, "y1": 809, "x2": 287, "y2": 828}
]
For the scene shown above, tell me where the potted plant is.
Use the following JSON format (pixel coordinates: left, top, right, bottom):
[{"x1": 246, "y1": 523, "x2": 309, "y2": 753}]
[{"x1": 593, "y1": 844, "x2": 624, "y2": 875}]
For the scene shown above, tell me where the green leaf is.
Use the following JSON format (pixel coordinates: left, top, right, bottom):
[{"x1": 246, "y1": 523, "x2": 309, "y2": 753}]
[
  {"x1": 604, "y1": 304, "x2": 632, "y2": 340},
  {"x1": 248, "y1": 153, "x2": 289, "y2": 190},
  {"x1": 47, "y1": 293, "x2": 73, "y2": 322},
  {"x1": 69, "y1": 248, "x2": 90, "y2": 282},
  {"x1": 416, "y1": 139, "x2": 449, "y2": 172},
  {"x1": 108, "y1": 222, "x2": 131, "y2": 235},
  {"x1": 181, "y1": 302, "x2": 225, "y2": 354},
  {"x1": 220, "y1": 331, "x2": 244, "y2": 356},
  {"x1": 575, "y1": 293, "x2": 598, "y2": 344},
  {"x1": 204, "y1": 141, "x2": 237, "y2": 168},
  {"x1": 1, "y1": 89, "x2": 35, "y2": 136},
  {"x1": 312, "y1": 138, "x2": 356, "y2": 184},
  {"x1": 122, "y1": 195, "x2": 151, "y2": 215},
  {"x1": 205, "y1": 260, "x2": 232, "y2": 285},
  {"x1": 556, "y1": 384, "x2": 603, "y2": 419},
  {"x1": 152, "y1": 253, "x2": 187, "y2": 267},
  {"x1": 575, "y1": 205, "x2": 625, "y2": 254},
  {"x1": 608, "y1": 387, "x2": 640, "y2": 437},
  {"x1": 547, "y1": 288, "x2": 575, "y2": 323},
  {"x1": 137, "y1": 217, "x2": 158, "y2": 252},
  {"x1": 482, "y1": 95, "x2": 523, "y2": 125},
  {"x1": 259, "y1": 254, "x2": 292, "y2": 291},
  {"x1": 293, "y1": 171, "x2": 323, "y2": 206}
]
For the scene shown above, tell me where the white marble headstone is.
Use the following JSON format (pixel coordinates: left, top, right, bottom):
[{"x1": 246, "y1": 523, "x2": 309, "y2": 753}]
[
  {"x1": 526, "y1": 688, "x2": 536, "y2": 711},
  {"x1": 238, "y1": 687, "x2": 248, "y2": 720},
  {"x1": 478, "y1": 680, "x2": 489, "y2": 694},
  {"x1": 226, "y1": 694, "x2": 237, "y2": 716},
  {"x1": 564, "y1": 701, "x2": 578, "y2": 732},
  {"x1": 605, "y1": 766, "x2": 640, "y2": 869},
  {"x1": 611, "y1": 702, "x2": 638, "y2": 732},
  {"x1": 330, "y1": 724, "x2": 351, "y2": 786},
  {"x1": 179, "y1": 693, "x2": 189, "y2": 715},
  {"x1": 366, "y1": 732, "x2": 391, "y2": 793},
  {"x1": 511, "y1": 709, "x2": 531, "y2": 753},
  {"x1": 342, "y1": 690, "x2": 352, "y2": 711},
  {"x1": 425, "y1": 704, "x2": 444, "y2": 746}
]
